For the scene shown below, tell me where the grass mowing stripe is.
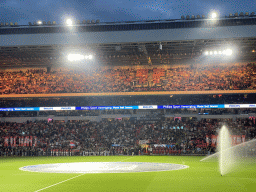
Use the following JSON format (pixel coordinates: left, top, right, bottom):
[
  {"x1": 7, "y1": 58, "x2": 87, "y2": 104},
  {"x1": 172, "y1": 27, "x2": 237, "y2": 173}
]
[{"x1": 33, "y1": 156, "x2": 135, "y2": 192}]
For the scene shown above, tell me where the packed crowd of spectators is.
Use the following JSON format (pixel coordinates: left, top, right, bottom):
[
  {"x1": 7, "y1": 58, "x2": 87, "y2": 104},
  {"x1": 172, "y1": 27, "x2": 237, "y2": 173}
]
[
  {"x1": 0, "y1": 62, "x2": 255, "y2": 157},
  {"x1": 0, "y1": 118, "x2": 255, "y2": 157},
  {"x1": 0, "y1": 63, "x2": 255, "y2": 94}
]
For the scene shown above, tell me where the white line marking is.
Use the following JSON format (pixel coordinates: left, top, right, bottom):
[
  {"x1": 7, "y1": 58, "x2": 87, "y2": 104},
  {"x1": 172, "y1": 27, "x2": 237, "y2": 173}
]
[
  {"x1": 34, "y1": 156, "x2": 135, "y2": 192},
  {"x1": 120, "y1": 156, "x2": 134, "y2": 162},
  {"x1": 34, "y1": 174, "x2": 85, "y2": 192}
]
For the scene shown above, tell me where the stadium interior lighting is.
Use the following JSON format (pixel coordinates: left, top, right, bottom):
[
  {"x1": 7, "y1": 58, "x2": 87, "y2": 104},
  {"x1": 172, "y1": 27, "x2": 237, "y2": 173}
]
[
  {"x1": 66, "y1": 19, "x2": 72, "y2": 26},
  {"x1": 224, "y1": 49, "x2": 232, "y2": 56},
  {"x1": 68, "y1": 54, "x2": 93, "y2": 61},
  {"x1": 37, "y1": 21, "x2": 42, "y2": 25},
  {"x1": 68, "y1": 54, "x2": 84, "y2": 61},
  {"x1": 204, "y1": 49, "x2": 233, "y2": 56},
  {"x1": 85, "y1": 55, "x2": 93, "y2": 59}
]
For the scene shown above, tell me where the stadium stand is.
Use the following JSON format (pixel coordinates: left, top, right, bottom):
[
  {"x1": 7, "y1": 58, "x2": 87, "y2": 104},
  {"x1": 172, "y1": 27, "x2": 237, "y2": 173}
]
[
  {"x1": 0, "y1": 62, "x2": 256, "y2": 158},
  {"x1": 0, "y1": 62, "x2": 255, "y2": 94},
  {"x1": 0, "y1": 118, "x2": 255, "y2": 157}
]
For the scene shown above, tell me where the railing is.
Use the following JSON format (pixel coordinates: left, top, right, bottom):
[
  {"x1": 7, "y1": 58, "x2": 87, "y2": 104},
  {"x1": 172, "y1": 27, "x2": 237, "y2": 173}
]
[
  {"x1": 0, "y1": 148, "x2": 209, "y2": 157},
  {"x1": 0, "y1": 149, "x2": 111, "y2": 157}
]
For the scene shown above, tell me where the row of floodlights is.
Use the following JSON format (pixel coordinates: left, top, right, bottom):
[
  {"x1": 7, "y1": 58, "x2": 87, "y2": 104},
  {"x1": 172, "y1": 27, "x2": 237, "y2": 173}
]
[
  {"x1": 30, "y1": 19, "x2": 100, "y2": 26},
  {"x1": 67, "y1": 54, "x2": 93, "y2": 61},
  {"x1": 0, "y1": 22, "x2": 18, "y2": 26},
  {"x1": 29, "y1": 21, "x2": 57, "y2": 25},
  {"x1": 228, "y1": 12, "x2": 255, "y2": 17},
  {"x1": 204, "y1": 49, "x2": 233, "y2": 56},
  {"x1": 181, "y1": 12, "x2": 255, "y2": 20},
  {"x1": 181, "y1": 15, "x2": 206, "y2": 20},
  {"x1": 1, "y1": 20, "x2": 100, "y2": 26}
]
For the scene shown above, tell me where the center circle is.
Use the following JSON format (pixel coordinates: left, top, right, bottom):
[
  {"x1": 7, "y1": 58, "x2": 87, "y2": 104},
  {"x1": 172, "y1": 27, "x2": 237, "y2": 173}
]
[{"x1": 20, "y1": 162, "x2": 189, "y2": 174}]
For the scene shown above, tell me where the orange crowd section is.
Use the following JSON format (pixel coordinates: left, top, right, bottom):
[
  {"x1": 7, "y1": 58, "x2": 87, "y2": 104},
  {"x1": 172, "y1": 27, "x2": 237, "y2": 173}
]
[{"x1": 0, "y1": 62, "x2": 255, "y2": 97}]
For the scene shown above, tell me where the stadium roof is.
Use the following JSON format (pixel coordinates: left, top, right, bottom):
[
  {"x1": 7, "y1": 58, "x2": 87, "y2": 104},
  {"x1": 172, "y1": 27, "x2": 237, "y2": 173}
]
[
  {"x1": 0, "y1": 37, "x2": 256, "y2": 68},
  {"x1": 1, "y1": 16, "x2": 256, "y2": 68}
]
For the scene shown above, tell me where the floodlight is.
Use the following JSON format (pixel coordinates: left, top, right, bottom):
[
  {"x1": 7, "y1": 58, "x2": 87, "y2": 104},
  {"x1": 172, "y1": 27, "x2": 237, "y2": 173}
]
[
  {"x1": 37, "y1": 21, "x2": 42, "y2": 25},
  {"x1": 218, "y1": 51, "x2": 222, "y2": 54},
  {"x1": 209, "y1": 51, "x2": 213, "y2": 55},
  {"x1": 205, "y1": 51, "x2": 209, "y2": 55},
  {"x1": 211, "y1": 12, "x2": 217, "y2": 19},
  {"x1": 225, "y1": 49, "x2": 232, "y2": 56},
  {"x1": 88, "y1": 55, "x2": 93, "y2": 59},
  {"x1": 214, "y1": 51, "x2": 217, "y2": 55},
  {"x1": 68, "y1": 54, "x2": 84, "y2": 61},
  {"x1": 66, "y1": 19, "x2": 72, "y2": 26},
  {"x1": 223, "y1": 49, "x2": 232, "y2": 56}
]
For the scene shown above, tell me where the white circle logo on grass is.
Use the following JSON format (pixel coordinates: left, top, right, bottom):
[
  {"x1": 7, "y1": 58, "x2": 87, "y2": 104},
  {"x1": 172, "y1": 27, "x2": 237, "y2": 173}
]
[{"x1": 20, "y1": 162, "x2": 189, "y2": 173}]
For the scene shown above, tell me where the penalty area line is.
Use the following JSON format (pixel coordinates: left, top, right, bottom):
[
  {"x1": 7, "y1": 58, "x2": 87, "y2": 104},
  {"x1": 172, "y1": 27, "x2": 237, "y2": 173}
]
[{"x1": 34, "y1": 173, "x2": 85, "y2": 192}]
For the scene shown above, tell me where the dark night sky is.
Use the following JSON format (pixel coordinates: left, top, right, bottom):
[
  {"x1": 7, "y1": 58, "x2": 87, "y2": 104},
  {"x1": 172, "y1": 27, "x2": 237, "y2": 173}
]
[{"x1": 0, "y1": 0, "x2": 256, "y2": 25}]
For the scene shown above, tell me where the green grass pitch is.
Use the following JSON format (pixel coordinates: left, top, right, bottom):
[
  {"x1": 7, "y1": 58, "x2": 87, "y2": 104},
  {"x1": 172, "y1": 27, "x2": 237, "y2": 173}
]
[{"x1": 0, "y1": 155, "x2": 255, "y2": 192}]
